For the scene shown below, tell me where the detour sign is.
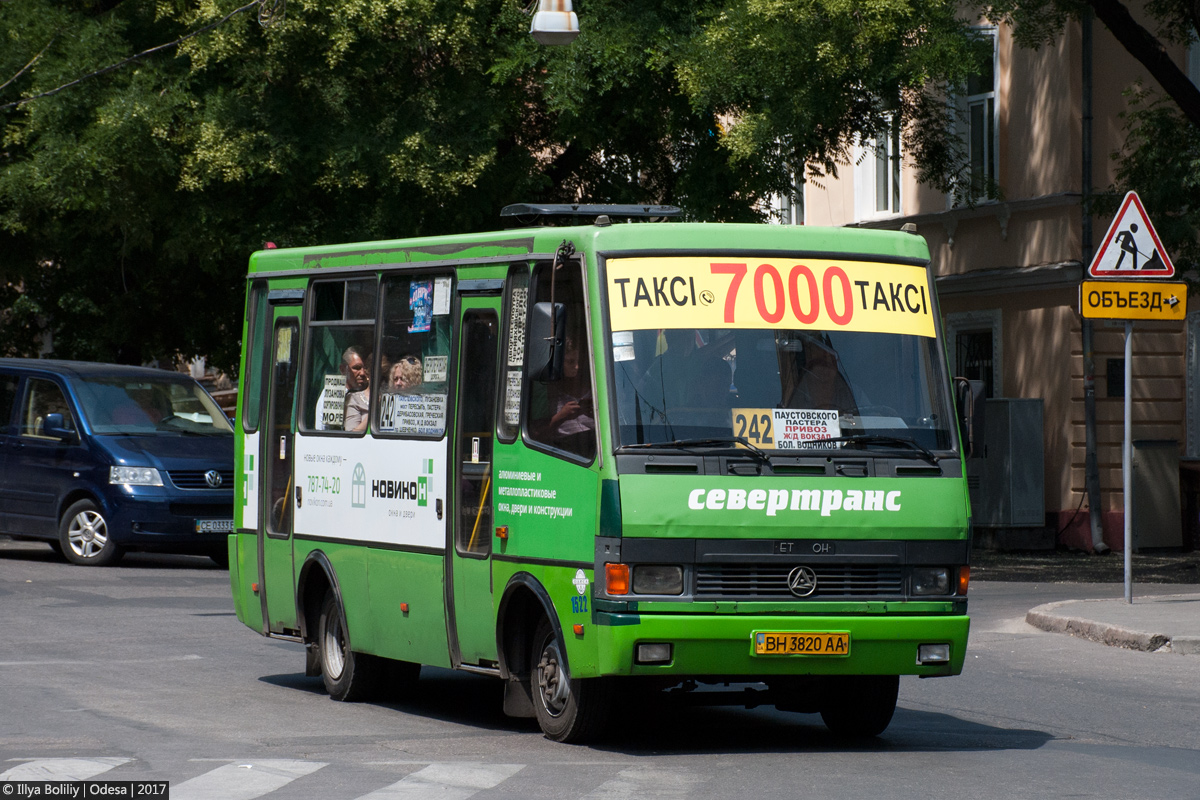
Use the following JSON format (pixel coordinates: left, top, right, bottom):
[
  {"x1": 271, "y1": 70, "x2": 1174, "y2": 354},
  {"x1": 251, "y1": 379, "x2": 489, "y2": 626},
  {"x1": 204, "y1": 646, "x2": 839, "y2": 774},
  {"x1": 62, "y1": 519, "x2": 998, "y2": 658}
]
[
  {"x1": 1079, "y1": 280, "x2": 1187, "y2": 321},
  {"x1": 606, "y1": 257, "x2": 935, "y2": 337}
]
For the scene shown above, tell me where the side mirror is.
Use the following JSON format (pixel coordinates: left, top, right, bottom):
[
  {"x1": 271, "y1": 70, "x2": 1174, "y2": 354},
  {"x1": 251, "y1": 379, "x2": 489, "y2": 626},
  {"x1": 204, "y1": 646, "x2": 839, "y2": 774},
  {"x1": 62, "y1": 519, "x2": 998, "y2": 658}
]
[
  {"x1": 528, "y1": 301, "x2": 566, "y2": 381},
  {"x1": 953, "y1": 378, "x2": 985, "y2": 458},
  {"x1": 42, "y1": 413, "x2": 76, "y2": 442}
]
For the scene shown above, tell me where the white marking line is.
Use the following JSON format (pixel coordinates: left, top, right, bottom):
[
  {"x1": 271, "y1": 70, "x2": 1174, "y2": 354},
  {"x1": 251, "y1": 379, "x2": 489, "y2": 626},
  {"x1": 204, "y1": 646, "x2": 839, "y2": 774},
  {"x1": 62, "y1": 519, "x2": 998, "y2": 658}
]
[
  {"x1": 580, "y1": 767, "x2": 706, "y2": 800},
  {"x1": 172, "y1": 759, "x2": 326, "y2": 800},
  {"x1": 0, "y1": 757, "x2": 130, "y2": 781},
  {"x1": 0, "y1": 655, "x2": 203, "y2": 667},
  {"x1": 356, "y1": 763, "x2": 524, "y2": 800}
]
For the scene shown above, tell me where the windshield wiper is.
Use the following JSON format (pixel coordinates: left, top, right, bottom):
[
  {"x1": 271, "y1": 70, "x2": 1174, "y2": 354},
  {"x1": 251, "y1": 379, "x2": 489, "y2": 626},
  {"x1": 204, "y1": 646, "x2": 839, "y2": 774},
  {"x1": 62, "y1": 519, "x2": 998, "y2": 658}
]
[
  {"x1": 622, "y1": 436, "x2": 771, "y2": 463},
  {"x1": 803, "y1": 434, "x2": 940, "y2": 465}
]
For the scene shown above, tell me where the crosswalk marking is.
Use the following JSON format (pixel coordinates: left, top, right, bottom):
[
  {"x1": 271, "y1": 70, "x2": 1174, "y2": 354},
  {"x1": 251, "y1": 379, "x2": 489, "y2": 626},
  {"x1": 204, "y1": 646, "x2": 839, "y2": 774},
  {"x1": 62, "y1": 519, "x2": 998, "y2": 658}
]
[
  {"x1": 0, "y1": 757, "x2": 130, "y2": 781},
  {"x1": 172, "y1": 759, "x2": 327, "y2": 800},
  {"x1": 580, "y1": 767, "x2": 706, "y2": 800},
  {"x1": 355, "y1": 763, "x2": 525, "y2": 800}
]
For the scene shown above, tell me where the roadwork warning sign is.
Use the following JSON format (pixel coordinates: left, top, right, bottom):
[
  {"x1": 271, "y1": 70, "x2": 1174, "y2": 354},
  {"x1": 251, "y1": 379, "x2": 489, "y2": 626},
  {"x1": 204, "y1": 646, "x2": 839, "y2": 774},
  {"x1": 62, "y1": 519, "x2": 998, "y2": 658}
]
[{"x1": 1088, "y1": 191, "x2": 1175, "y2": 278}]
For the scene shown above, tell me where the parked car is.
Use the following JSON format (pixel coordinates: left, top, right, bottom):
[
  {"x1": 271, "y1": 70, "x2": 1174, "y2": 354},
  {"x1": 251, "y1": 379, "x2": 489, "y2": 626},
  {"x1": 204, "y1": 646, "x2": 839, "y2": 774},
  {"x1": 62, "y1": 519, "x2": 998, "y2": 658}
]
[{"x1": 0, "y1": 359, "x2": 235, "y2": 567}]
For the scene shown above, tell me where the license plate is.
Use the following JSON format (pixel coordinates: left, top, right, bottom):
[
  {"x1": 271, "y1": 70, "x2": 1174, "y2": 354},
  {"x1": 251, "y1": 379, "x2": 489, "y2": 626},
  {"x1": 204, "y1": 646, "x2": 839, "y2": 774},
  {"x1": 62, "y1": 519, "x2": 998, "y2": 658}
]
[
  {"x1": 754, "y1": 631, "x2": 850, "y2": 656},
  {"x1": 195, "y1": 519, "x2": 234, "y2": 533}
]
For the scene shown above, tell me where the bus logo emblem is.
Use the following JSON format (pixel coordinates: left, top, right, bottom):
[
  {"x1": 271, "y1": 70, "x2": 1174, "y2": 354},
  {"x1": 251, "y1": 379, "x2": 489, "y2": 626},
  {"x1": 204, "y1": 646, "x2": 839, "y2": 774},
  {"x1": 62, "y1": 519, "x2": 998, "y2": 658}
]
[
  {"x1": 351, "y1": 463, "x2": 367, "y2": 508},
  {"x1": 786, "y1": 566, "x2": 818, "y2": 597}
]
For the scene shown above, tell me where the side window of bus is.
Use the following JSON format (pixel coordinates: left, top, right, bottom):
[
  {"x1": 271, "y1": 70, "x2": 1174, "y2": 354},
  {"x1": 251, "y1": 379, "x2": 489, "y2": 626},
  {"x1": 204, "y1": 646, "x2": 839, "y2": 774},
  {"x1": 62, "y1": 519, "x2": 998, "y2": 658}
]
[
  {"x1": 373, "y1": 273, "x2": 452, "y2": 438},
  {"x1": 240, "y1": 280, "x2": 268, "y2": 432},
  {"x1": 302, "y1": 278, "x2": 378, "y2": 433},
  {"x1": 525, "y1": 258, "x2": 596, "y2": 461}
]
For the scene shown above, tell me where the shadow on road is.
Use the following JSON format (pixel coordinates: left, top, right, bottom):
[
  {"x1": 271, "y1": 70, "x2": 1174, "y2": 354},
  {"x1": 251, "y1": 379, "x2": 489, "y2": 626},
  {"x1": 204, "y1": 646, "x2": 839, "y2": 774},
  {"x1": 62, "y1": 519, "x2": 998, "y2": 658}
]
[{"x1": 259, "y1": 667, "x2": 1053, "y2": 754}]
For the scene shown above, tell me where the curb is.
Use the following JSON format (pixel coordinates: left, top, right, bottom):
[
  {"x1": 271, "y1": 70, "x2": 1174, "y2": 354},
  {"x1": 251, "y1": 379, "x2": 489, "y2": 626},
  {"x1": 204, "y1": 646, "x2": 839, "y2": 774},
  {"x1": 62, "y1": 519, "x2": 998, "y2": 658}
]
[{"x1": 1026, "y1": 600, "x2": 1174, "y2": 653}]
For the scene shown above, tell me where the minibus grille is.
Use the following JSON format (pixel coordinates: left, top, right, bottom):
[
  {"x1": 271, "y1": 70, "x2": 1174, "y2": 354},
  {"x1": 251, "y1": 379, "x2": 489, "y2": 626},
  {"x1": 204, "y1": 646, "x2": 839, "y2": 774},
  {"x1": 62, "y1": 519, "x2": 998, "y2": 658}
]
[
  {"x1": 168, "y1": 469, "x2": 234, "y2": 489},
  {"x1": 694, "y1": 564, "x2": 904, "y2": 599}
]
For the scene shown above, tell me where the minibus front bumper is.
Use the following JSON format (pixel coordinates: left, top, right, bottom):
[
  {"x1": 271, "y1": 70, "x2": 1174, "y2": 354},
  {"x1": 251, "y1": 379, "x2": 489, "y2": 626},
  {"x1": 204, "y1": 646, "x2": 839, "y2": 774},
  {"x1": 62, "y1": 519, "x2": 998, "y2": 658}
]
[{"x1": 592, "y1": 611, "x2": 970, "y2": 678}]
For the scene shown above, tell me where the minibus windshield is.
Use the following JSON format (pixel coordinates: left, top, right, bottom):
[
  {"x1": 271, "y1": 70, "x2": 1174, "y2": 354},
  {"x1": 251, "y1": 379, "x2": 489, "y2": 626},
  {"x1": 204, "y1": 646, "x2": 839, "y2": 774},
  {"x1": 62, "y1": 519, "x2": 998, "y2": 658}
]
[
  {"x1": 610, "y1": 327, "x2": 955, "y2": 453},
  {"x1": 75, "y1": 376, "x2": 233, "y2": 436}
]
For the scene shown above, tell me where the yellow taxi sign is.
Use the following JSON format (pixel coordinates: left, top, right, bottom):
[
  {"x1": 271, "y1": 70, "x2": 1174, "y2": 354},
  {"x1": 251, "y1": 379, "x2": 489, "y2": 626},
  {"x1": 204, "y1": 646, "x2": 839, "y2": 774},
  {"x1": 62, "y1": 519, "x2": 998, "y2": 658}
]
[
  {"x1": 1080, "y1": 280, "x2": 1187, "y2": 320},
  {"x1": 606, "y1": 257, "x2": 936, "y2": 337}
]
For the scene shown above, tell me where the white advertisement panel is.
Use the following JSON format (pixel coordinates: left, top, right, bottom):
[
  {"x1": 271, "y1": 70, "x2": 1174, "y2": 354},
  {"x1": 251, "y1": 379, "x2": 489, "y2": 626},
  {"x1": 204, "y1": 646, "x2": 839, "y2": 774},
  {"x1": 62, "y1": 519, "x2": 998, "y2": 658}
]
[
  {"x1": 240, "y1": 431, "x2": 260, "y2": 530},
  {"x1": 293, "y1": 434, "x2": 449, "y2": 550}
]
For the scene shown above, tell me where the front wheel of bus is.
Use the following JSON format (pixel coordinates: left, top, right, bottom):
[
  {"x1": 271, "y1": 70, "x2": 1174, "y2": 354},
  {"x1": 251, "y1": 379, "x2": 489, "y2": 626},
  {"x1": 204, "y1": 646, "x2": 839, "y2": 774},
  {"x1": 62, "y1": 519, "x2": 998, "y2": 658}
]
[
  {"x1": 318, "y1": 590, "x2": 380, "y2": 702},
  {"x1": 819, "y1": 675, "x2": 899, "y2": 738},
  {"x1": 530, "y1": 618, "x2": 609, "y2": 743}
]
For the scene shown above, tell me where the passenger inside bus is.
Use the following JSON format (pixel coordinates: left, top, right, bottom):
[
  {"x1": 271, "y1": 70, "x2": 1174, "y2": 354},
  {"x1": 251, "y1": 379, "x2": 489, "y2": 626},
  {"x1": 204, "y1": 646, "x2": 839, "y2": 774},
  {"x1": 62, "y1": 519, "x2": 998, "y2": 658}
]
[
  {"x1": 341, "y1": 346, "x2": 371, "y2": 432},
  {"x1": 781, "y1": 333, "x2": 857, "y2": 414},
  {"x1": 530, "y1": 333, "x2": 594, "y2": 450},
  {"x1": 387, "y1": 355, "x2": 423, "y2": 393}
]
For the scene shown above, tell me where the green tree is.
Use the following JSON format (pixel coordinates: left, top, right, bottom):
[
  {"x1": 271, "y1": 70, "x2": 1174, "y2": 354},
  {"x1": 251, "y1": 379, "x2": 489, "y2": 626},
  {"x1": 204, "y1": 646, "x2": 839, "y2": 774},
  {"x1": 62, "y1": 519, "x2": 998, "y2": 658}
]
[{"x1": 1, "y1": 0, "x2": 992, "y2": 370}]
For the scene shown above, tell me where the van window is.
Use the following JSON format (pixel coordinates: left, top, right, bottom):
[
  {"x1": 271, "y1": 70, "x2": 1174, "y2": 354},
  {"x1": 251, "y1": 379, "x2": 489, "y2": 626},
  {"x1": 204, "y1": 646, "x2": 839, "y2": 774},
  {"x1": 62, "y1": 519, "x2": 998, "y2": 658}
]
[
  {"x1": 20, "y1": 379, "x2": 76, "y2": 439},
  {"x1": 0, "y1": 375, "x2": 17, "y2": 432},
  {"x1": 73, "y1": 376, "x2": 232, "y2": 435}
]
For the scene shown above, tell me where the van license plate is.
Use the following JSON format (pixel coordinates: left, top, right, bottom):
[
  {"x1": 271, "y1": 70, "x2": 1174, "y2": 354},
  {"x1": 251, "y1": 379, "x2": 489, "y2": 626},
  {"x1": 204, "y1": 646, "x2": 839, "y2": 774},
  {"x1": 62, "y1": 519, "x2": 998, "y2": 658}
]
[
  {"x1": 754, "y1": 631, "x2": 850, "y2": 656},
  {"x1": 195, "y1": 519, "x2": 234, "y2": 533}
]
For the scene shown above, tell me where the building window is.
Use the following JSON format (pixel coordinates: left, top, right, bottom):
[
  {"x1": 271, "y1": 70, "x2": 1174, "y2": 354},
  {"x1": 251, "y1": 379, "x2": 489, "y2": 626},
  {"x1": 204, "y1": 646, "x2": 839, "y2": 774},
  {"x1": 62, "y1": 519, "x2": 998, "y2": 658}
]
[
  {"x1": 854, "y1": 120, "x2": 901, "y2": 220},
  {"x1": 945, "y1": 309, "x2": 1002, "y2": 398},
  {"x1": 1106, "y1": 358, "x2": 1125, "y2": 399},
  {"x1": 954, "y1": 27, "x2": 998, "y2": 203},
  {"x1": 770, "y1": 169, "x2": 805, "y2": 225}
]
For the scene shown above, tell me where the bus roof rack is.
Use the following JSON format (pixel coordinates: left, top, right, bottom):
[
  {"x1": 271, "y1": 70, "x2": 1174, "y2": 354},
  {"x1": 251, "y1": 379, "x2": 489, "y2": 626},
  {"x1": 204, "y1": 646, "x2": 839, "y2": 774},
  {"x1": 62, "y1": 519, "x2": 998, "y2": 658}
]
[{"x1": 500, "y1": 203, "x2": 683, "y2": 225}]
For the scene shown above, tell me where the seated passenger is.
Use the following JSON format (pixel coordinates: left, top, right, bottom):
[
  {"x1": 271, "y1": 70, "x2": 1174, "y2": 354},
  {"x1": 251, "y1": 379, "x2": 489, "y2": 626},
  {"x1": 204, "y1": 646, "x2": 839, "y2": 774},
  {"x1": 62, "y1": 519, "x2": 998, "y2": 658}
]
[
  {"x1": 387, "y1": 355, "x2": 423, "y2": 394},
  {"x1": 341, "y1": 346, "x2": 371, "y2": 432}
]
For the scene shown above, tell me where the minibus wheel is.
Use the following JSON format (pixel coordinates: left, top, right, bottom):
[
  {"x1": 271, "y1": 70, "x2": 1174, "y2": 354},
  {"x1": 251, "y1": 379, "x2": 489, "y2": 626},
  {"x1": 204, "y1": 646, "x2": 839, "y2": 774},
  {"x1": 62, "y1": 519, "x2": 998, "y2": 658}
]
[
  {"x1": 317, "y1": 590, "x2": 380, "y2": 702},
  {"x1": 59, "y1": 499, "x2": 124, "y2": 566},
  {"x1": 530, "y1": 617, "x2": 609, "y2": 743},
  {"x1": 818, "y1": 675, "x2": 899, "y2": 737}
]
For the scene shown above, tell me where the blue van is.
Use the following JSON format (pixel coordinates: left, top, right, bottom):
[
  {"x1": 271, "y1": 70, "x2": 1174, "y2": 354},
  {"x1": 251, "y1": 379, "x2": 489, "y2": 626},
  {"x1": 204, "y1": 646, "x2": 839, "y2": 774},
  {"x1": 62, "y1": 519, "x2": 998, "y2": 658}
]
[{"x1": 0, "y1": 360, "x2": 235, "y2": 566}]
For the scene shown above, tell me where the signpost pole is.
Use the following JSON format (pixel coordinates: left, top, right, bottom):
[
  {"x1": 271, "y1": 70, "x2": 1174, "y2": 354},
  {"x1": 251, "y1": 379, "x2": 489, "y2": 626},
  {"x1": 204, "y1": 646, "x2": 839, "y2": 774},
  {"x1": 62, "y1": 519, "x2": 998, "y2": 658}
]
[{"x1": 1124, "y1": 320, "x2": 1133, "y2": 603}]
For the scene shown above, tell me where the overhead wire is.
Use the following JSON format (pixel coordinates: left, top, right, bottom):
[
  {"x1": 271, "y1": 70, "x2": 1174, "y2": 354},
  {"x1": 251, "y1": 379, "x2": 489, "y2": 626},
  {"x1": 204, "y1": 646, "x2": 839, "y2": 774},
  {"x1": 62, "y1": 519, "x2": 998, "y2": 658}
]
[{"x1": 0, "y1": 0, "x2": 266, "y2": 112}]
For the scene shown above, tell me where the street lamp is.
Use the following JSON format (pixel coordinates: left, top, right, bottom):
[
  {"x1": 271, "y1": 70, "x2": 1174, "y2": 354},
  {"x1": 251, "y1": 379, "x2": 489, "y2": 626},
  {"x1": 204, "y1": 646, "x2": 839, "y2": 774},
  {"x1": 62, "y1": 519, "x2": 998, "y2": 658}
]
[{"x1": 530, "y1": 0, "x2": 579, "y2": 45}]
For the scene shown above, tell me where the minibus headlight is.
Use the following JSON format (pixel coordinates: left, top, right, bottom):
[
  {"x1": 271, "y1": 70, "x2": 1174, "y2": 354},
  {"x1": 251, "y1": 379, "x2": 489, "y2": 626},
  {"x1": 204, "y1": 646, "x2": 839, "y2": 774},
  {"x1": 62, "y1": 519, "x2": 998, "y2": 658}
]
[
  {"x1": 110, "y1": 466, "x2": 163, "y2": 486},
  {"x1": 911, "y1": 567, "x2": 950, "y2": 595},
  {"x1": 632, "y1": 565, "x2": 684, "y2": 595}
]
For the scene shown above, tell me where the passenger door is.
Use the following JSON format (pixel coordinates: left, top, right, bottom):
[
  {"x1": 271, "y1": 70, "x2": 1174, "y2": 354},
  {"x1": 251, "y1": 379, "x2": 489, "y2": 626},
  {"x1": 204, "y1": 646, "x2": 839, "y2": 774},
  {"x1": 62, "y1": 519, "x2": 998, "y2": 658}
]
[
  {"x1": 7, "y1": 377, "x2": 86, "y2": 538},
  {"x1": 449, "y1": 299, "x2": 502, "y2": 665},
  {"x1": 259, "y1": 312, "x2": 301, "y2": 634}
]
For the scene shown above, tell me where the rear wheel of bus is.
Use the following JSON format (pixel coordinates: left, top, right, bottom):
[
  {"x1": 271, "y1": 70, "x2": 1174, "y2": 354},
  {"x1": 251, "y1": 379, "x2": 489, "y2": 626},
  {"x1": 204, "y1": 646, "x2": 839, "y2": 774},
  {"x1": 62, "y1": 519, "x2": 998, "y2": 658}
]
[
  {"x1": 318, "y1": 590, "x2": 382, "y2": 702},
  {"x1": 818, "y1": 675, "x2": 899, "y2": 737},
  {"x1": 530, "y1": 617, "x2": 610, "y2": 743}
]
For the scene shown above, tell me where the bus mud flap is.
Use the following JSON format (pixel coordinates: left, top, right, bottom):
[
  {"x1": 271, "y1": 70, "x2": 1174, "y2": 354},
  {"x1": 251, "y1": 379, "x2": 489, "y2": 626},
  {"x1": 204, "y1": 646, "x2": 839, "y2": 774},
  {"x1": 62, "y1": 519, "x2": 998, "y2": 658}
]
[{"x1": 503, "y1": 676, "x2": 535, "y2": 718}]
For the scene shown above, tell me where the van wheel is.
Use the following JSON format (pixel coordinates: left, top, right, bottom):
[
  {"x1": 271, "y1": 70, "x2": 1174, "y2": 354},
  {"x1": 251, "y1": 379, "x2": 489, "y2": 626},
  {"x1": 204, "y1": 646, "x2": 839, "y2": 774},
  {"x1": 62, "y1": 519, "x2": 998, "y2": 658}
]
[
  {"x1": 530, "y1": 617, "x2": 609, "y2": 743},
  {"x1": 819, "y1": 675, "x2": 899, "y2": 738},
  {"x1": 317, "y1": 590, "x2": 380, "y2": 702},
  {"x1": 60, "y1": 500, "x2": 124, "y2": 566}
]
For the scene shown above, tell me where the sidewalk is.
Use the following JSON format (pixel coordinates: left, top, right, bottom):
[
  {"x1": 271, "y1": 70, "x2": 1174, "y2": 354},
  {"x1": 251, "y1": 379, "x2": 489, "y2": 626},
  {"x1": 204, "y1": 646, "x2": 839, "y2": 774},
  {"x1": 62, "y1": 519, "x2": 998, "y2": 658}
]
[{"x1": 1026, "y1": 593, "x2": 1200, "y2": 654}]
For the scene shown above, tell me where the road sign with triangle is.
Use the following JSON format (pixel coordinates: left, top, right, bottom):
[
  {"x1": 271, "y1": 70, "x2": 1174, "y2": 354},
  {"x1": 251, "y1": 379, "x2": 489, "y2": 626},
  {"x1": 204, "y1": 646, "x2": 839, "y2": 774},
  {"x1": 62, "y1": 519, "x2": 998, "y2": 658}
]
[{"x1": 1088, "y1": 191, "x2": 1175, "y2": 278}]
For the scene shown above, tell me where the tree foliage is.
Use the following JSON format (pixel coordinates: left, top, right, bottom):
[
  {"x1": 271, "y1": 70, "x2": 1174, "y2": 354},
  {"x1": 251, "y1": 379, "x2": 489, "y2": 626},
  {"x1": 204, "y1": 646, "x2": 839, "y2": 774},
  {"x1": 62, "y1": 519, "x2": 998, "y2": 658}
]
[{"x1": 1, "y1": 0, "x2": 989, "y2": 371}]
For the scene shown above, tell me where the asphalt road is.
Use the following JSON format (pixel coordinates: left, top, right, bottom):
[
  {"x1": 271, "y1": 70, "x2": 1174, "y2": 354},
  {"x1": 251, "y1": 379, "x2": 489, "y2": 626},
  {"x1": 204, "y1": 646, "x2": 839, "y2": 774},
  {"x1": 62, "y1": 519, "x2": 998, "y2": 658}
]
[{"x1": 1, "y1": 537, "x2": 1198, "y2": 800}]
